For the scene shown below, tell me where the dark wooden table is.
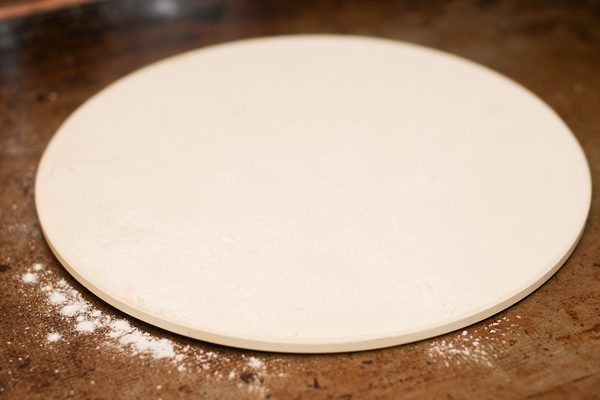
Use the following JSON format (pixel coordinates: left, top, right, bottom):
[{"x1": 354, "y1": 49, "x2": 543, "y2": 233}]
[{"x1": 1, "y1": 1, "x2": 599, "y2": 398}]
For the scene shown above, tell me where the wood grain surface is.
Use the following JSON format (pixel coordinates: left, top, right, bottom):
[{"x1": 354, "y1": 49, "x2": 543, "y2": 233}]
[{"x1": 1, "y1": 1, "x2": 599, "y2": 399}]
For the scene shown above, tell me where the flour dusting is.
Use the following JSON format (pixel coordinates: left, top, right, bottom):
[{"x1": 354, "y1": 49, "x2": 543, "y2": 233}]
[
  {"x1": 15, "y1": 261, "x2": 287, "y2": 397},
  {"x1": 427, "y1": 316, "x2": 523, "y2": 368},
  {"x1": 75, "y1": 320, "x2": 97, "y2": 333},
  {"x1": 22, "y1": 272, "x2": 38, "y2": 283},
  {"x1": 47, "y1": 332, "x2": 62, "y2": 342},
  {"x1": 247, "y1": 356, "x2": 264, "y2": 369},
  {"x1": 34, "y1": 266, "x2": 188, "y2": 361},
  {"x1": 48, "y1": 292, "x2": 67, "y2": 305}
]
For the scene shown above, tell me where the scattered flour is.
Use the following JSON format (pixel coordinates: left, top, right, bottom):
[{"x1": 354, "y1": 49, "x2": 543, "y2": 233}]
[
  {"x1": 91, "y1": 310, "x2": 102, "y2": 317},
  {"x1": 237, "y1": 354, "x2": 270, "y2": 396},
  {"x1": 37, "y1": 271, "x2": 181, "y2": 360},
  {"x1": 247, "y1": 356, "x2": 264, "y2": 369},
  {"x1": 22, "y1": 272, "x2": 38, "y2": 283},
  {"x1": 75, "y1": 320, "x2": 97, "y2": 333},
  {"x1": 47, "y1": 332, "x2": 62, "y2": 342},
  {"x1": 16, "y1": 261, "x2": 287, "y2": 394},
  {"x1": 427, "y1": 316, "x2": 522, "y2": 368},
  {"x1": 60, "y1": 302, "x2": 86, "y2": 316},
  {"x1": 48, "y1": 292, "x2": 67, "y2": 305},
  {"x1": 118, "y1": 329, "x2": 176, "y2": 359},
  {"x1": 109, "y1": 319, "x2": 132, "y2": 334}
]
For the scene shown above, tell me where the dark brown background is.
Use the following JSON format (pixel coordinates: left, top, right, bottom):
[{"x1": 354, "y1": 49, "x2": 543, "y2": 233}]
[{"x1": 1, "y1": 1, "x2": 599, "y2": 398}]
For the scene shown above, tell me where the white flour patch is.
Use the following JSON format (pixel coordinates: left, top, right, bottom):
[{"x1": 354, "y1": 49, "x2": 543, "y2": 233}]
[
  {"x1": 75, "y1": 320, "x2": 97, "y2": 333},
  {"x1": 427, "y1": 316, "x2": 522, "y2": 368},
  {"x1": 22, "y1": 272, "x2": 38, "y2": 283},
  {"x1": 247, "y1": 356, "x2": 264, "y2": 369},
  {"x1": 48, "y1": 292, "x2": 67, "y2": 305},
  {"x1": 47, "y1": 332, "x2": 62, "y2": 342},
  {"x1": 109, "y1": 319, "x2": 132, "y2": 334},
  {"x1": 117, "y1": 327, "x2": 176, "y2": 359},
  {"x1": 237, "y1": 354, "x2": 270, "y2": 397},
  {"x1": 60, "y1": 301, "x2": 86, "y2": 316},
  {"x1": 35, "y1": 269, "x2": 184, "y2": 361},
  {"x1": 16, "y1": 261, "x2": 288, "y2": 395}
]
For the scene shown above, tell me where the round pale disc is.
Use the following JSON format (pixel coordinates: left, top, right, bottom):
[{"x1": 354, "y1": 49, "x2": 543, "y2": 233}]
[{"x1": 35, "y1": 35, "x2": 591, "y2": 353}]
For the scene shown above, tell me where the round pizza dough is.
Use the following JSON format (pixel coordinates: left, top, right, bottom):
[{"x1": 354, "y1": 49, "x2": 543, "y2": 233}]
[{"x1": 35, "y1": 35, "x2": 591, "y2": 353}]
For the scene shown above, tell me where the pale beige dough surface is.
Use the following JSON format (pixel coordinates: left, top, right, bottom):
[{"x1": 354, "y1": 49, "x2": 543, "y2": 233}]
[{"x1": 35, "y1": 35, "x2": 591, "y2": 353}]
